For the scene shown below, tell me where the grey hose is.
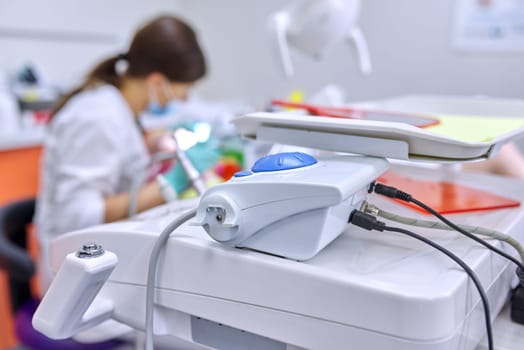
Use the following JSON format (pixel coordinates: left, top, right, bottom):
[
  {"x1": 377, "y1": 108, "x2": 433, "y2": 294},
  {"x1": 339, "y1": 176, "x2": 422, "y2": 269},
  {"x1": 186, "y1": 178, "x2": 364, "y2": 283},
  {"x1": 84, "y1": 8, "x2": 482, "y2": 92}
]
[
  {"x1": 144, "y1": 208, "x2": 197, "y2": 350},
  {"x1": 361, "y1": 201, "x2": 524, "y2": 263}
]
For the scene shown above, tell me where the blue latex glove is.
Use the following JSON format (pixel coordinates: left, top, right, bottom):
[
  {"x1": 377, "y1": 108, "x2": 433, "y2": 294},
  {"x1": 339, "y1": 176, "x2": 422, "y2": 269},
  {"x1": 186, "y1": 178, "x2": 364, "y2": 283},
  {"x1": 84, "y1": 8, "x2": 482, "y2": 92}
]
[{"x1": 163, "y1": 142, "x2": 220, "y2": 195}]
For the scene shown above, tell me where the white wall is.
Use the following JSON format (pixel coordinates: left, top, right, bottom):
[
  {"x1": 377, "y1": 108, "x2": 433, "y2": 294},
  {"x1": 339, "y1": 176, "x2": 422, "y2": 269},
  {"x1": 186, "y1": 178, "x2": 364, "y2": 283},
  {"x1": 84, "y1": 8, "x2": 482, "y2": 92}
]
[
  {"x1": 1, "y1": 0, "x2": 523, "y2": 107},
  {"x1": 0, "y1": 0, "x2": 181, "y2": 89},
  {"x1": 176, "y1": 0, "x2": 524, "y2": 108}
]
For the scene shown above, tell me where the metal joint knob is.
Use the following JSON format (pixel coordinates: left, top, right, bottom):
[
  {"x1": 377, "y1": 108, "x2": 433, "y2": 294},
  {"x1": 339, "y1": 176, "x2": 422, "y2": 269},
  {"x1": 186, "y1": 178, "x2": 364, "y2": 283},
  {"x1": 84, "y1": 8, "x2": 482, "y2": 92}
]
[{"x1": 76, "y1": 243, "x2": 105, "y2": 259}]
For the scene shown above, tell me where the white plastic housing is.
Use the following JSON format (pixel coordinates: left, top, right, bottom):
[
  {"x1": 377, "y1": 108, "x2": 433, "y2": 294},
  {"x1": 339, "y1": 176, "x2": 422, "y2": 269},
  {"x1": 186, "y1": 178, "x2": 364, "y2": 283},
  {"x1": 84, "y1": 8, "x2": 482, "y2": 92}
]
[
  {"x1": 194, "y1": 155, "x2": 388, "y2": 260},
  {"x1": 36, "y1": 164, "x2": 524, "y2": 349},
  {"x1": 32, "y1": 250, "x2": 118, "y2": 339}
]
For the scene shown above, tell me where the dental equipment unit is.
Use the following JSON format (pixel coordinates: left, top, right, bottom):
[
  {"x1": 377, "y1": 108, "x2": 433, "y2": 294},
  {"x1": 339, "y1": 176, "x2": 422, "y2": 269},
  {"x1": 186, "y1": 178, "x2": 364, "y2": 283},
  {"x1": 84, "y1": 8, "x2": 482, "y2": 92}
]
[{"x1": 33, "y1": 111, "x2": 524, "y2": 349}]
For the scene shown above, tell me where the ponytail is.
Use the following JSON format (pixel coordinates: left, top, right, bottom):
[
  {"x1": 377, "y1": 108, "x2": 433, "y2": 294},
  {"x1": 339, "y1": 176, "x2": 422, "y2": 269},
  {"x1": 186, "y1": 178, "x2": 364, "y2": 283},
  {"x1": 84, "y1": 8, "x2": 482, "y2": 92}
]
[{"x1": 51, "y1": 55, "x2": 123, "y2": 117}]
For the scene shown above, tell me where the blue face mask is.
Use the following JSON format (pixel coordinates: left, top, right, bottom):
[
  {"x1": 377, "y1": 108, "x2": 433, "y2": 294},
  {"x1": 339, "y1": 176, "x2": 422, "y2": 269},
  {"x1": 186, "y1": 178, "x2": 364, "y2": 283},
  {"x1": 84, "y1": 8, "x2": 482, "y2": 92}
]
[
  {"x1": 148, "y1": 100, "x2": 179, "y2": 117},
  {"x1": 147, "y1": 84, "x2": 181, "y2": 117}
]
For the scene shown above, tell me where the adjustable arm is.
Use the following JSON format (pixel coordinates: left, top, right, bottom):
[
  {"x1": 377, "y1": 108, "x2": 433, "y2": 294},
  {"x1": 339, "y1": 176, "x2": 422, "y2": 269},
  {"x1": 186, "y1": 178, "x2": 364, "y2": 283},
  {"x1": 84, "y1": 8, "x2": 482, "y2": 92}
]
[
  {"x1": 347, "y1": 26, "x2": 372, "y2": 75},
  {"x1": 32, "y1": 245, "x2": 117, "y2": 339},
  {"x1": 271, "y1": 11, "x2": 294, "y2": 78}
]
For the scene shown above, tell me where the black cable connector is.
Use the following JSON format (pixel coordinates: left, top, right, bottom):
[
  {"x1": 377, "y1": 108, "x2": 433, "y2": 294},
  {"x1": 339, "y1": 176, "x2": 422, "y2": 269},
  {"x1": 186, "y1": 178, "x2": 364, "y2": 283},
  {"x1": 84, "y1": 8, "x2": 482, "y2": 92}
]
[
  {"x1": 517, "y1": 267, "x2": 524, "y2": 287},
  {"x1": 348, "y1": 210, "x2": 385, "y2": 231},
  {"x1": 511, "y1": 285, "x2": 524, "y2": 325},
  {"x1": 373, "y1": 183, "x2": 412, "y2": 201},
  {"x1": 511, "y1": 267, "x2": 524, "y2": 325}
]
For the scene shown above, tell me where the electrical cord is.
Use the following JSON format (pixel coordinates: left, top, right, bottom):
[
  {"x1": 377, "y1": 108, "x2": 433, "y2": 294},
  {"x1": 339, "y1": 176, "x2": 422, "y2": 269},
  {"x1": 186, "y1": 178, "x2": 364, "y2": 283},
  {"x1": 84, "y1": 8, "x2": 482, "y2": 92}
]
[
  {"x1": 360, "y1": 201, "x2": 524, "y2": 264},
  {"x1": 145, "y1": 208, "x2": 197, "y2": 350},
  {"x1": 348, "y1": 210, "x2": 494, "y2": 350},
  {"x1": 371, "y1": 182, "x2": 524, "y2": 286}
]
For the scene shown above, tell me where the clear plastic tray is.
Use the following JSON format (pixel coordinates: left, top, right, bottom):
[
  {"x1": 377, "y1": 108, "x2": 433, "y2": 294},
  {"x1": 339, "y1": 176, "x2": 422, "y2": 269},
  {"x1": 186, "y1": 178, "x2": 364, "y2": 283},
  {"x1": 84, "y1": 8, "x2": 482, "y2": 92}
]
[{"x1": 234, "y1": 95, "x2": 524, "y2": 161}]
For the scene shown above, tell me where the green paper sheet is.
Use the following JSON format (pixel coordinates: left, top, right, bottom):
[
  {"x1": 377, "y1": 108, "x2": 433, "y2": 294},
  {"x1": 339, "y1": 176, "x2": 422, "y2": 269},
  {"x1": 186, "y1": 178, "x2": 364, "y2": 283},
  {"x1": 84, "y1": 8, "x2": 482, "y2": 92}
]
[{"x1": 425, "y1": 115, "x2": 524, "y2": 142}]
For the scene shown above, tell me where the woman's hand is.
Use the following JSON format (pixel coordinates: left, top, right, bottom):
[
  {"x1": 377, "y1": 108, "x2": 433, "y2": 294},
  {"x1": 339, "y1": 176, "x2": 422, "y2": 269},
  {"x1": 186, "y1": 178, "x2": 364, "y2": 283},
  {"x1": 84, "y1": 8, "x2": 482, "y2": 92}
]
[{"x1": 145, "y1": 129, "x2": 175, "y2": 153}]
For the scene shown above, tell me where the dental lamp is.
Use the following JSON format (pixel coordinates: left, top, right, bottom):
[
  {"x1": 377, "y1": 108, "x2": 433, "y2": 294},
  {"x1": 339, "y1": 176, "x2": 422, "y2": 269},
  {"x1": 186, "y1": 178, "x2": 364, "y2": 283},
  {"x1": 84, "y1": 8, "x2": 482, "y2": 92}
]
[{"x1": 270, "y1": 0, "x2": 372, "y2": 77}]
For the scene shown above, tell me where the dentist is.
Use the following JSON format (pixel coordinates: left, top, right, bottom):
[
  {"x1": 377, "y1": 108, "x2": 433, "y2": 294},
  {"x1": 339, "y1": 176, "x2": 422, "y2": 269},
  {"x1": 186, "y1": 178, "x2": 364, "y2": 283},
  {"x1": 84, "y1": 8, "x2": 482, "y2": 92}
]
[{"x1": 35, "y1": 15, "x2": 207, "y2": 289}]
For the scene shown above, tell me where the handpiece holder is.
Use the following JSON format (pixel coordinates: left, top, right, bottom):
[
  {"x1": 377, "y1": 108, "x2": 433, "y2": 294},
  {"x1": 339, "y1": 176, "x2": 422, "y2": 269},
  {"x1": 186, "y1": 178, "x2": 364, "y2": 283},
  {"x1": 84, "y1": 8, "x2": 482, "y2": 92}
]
[{"x1": 32, "y1": 244, "x2": 117, "y2": 339}]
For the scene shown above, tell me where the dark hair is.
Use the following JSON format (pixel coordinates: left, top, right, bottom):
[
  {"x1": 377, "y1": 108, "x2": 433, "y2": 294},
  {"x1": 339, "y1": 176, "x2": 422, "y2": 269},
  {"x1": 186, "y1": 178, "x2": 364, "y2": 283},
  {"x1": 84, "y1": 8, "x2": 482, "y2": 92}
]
[{"x1": 52, "y1": 16, "x2": 206, "y2": 116}]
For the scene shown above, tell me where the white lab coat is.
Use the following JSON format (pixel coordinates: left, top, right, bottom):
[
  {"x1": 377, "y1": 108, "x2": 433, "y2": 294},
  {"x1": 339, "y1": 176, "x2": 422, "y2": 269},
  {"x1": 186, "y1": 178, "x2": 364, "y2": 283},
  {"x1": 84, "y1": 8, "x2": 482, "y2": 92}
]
[
  {"x1": 35, "y1": 84, "x2": 150, "y2": 290},
  {"x1": 0, "y1": 70, "x2": 20, "y2": 133}
]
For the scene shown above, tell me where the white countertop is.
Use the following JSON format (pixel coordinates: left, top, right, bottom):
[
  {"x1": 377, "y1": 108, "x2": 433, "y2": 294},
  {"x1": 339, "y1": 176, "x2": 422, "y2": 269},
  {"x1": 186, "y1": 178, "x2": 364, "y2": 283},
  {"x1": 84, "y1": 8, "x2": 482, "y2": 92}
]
[
  {"x1": 47, "y1": 161, "x2": 524, "y2": 349},
  {"x1": 0, "y1": 128, "x2": 46, "y2": 151}
]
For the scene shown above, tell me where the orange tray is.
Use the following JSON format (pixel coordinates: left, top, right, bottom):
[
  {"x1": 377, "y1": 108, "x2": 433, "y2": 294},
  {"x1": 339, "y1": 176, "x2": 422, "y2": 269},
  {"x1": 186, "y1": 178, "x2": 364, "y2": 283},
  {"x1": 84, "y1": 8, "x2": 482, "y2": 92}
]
[{"x1": 378, "y1": 171, "x2": 521, "y2": 215}]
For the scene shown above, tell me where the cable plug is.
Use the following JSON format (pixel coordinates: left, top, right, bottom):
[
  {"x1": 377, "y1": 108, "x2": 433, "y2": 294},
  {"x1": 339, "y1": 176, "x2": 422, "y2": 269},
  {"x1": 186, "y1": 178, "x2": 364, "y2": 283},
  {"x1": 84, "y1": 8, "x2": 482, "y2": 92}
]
[
  {"x1": 348, "y1": 210, "x2": 386, "y2": 232},
  {"x1": 517, "y1": 267, "x2": 524, "y2": 288},
  {"x1": 373, "y1": 183, "x2": 412, "y2": 202},
  {"x1": 360, "y1": 201, "x2": 379, "y2": 217},
  {"x1": 511, "y1": 284, "x2": 524, "y2": 325},
  {"x1": 510, "y1": 267, "x2": 524, "y2": 325}
]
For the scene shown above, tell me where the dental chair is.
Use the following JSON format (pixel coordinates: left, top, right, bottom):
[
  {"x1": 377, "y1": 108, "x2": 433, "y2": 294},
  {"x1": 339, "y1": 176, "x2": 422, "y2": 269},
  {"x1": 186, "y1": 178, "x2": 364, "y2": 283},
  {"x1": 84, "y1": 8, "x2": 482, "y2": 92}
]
[{"x1": 0, "y1": 198, "x2": 122, "y2": 350}]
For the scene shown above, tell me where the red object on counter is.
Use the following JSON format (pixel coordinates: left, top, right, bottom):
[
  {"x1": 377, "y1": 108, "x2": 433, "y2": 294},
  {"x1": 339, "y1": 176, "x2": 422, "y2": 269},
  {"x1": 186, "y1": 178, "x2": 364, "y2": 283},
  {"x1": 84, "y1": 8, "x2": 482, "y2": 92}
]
[
  {"x1": 271, "y1": 99, "x2": 440, "y2": 128},
  {"x1": 378, "y1": 171, "x2": 520, "y2": 215}
]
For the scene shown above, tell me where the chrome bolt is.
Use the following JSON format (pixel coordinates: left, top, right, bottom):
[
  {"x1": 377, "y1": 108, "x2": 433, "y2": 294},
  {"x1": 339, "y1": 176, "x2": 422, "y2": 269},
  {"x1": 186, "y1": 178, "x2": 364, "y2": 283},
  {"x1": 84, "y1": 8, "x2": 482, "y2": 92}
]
[{"x1": 76, "y1": 243, "x2": 105, "y2": 258}]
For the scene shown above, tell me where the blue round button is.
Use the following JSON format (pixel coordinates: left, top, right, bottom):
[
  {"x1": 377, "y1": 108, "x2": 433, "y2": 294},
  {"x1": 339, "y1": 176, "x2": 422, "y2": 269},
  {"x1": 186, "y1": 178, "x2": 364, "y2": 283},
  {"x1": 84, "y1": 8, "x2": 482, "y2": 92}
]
[
  {"x1": 251, "y1": 152, "x2": 317, "y2": 173},
  {"x1": 233, "y1": 170, "x2": 252, "y2": 177}
]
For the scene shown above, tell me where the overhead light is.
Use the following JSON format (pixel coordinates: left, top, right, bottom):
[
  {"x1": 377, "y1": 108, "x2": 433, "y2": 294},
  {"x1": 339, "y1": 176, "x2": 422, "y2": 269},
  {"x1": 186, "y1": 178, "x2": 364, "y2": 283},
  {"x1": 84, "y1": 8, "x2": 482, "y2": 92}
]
[{"x1": 269, "y1": 0, "x2": 372, "y2": 77}]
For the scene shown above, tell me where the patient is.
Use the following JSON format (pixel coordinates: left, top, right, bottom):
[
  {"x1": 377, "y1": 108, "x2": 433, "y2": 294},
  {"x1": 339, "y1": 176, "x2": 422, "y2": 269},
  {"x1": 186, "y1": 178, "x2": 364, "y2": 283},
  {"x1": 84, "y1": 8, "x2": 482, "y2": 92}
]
[{"x1": 463, "y1": 143, "x2": 524, "y2": 180}]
